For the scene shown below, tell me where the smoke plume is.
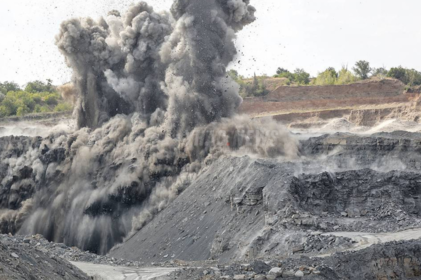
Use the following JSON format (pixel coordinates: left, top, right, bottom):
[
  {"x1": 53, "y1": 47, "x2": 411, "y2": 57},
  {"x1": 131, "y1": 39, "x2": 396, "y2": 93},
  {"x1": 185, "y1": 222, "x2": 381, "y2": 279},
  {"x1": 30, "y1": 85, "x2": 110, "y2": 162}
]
[{"x1": 0, "y1": 0, "x2": 297, "y2": 254}]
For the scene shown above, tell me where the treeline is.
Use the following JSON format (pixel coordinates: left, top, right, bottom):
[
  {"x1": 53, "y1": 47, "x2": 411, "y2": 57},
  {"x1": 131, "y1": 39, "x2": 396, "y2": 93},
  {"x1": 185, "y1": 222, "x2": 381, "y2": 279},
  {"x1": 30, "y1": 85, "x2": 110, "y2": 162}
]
[
  {"x1": 0, "y1": 80, "x2": 72, "y2": 118},
  {"x1": 229, "y1": 60, "x2": 421, "y2": 97},
  {"x1": 313, "y1": 61, "x2": 421, "y2": 87}
]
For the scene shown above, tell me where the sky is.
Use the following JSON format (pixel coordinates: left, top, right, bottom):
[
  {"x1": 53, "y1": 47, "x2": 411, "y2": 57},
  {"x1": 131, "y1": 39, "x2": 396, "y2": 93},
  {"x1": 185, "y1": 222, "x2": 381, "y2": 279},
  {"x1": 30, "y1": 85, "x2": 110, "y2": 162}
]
[{"x1": 1, "y1": 0, "x2": 421, "y2": 86}]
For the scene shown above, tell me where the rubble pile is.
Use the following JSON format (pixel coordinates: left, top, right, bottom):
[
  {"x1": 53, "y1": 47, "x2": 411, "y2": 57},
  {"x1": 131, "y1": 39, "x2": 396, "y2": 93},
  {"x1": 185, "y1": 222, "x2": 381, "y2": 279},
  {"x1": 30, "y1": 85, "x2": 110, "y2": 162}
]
[{"x1": 0, "y1": 234, "x2": 89, "y2": 280}]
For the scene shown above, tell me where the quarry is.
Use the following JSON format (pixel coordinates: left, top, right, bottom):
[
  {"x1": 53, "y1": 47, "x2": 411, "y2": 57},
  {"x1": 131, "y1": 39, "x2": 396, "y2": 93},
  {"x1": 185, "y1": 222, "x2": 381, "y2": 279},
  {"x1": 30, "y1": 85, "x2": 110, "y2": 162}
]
[{"x1": 1, "y1": 0, "x2": 421, "y2": 280}]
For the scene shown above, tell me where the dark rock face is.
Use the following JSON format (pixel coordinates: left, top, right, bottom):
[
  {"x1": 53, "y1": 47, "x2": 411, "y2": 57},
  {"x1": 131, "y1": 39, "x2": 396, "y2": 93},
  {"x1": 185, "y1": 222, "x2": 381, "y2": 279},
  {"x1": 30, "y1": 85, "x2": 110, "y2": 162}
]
[
  {"x1": 290, "y1": 169, "x2": 421, "y2": 218},
  {"x1": 110, "y1": 131, "x2": 421, "y2": 265},
  {"x1": 3, "y1": 130, "x2": 421, "y2": 265},
  {"x1": 299, "y1": 132, "x2": 421, "y2": 170}
]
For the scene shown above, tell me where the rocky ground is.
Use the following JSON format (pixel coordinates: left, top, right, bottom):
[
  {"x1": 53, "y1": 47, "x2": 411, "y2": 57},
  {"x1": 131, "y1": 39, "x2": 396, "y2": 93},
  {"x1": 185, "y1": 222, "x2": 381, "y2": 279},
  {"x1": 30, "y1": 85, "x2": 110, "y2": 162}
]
[
  {"x1": 168, "y1": 238, "x2": 421, "y2": 279},
  {"x1": 0, "y1": 234, "x2": 89, "y2": 280},
  {"x1": 2, "y1": 232, "x2": 421, "y2": 280},
  {"x1": 3, "y1": 129, "x2": 421, "y2": 279}
]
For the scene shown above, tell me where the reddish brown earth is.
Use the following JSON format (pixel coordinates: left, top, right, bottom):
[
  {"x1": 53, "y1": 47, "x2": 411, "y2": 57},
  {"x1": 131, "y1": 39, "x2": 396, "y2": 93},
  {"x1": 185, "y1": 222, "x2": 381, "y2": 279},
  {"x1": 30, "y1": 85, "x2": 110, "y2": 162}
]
[{"x1": 238, "y1": 78, "x2": 421, "y2": 126}]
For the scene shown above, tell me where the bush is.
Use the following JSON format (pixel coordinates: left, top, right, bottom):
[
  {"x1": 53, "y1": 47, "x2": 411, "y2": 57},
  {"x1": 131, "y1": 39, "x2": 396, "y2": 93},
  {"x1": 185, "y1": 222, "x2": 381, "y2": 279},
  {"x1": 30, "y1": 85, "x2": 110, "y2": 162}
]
[
  {"x1": 336, "y1": 67, "x2": 358, "y2": 85},
  {"x1": 16, "y1": 106, "x2": 30, "y2": 117},
  {"x1": 315, "y1": 68, "x2": 338, "y2": 85},
  {"x1": 314, "y1": 67, "x2": 358, "y2": 85},
  {"x1": 54, "y1": 103, "x2": 73, "y2": 112},
  {"x1": 44, "y1": 94, "x2": 59, "y2": 106},
  {"x1": 276, "y1": 71, "x2": 295, "y2": 82}
]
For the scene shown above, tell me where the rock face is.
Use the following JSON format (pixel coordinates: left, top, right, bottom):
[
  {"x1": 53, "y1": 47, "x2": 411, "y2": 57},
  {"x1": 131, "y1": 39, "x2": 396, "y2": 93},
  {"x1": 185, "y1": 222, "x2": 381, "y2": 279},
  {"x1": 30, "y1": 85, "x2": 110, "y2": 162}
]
[{"x1": 110, "y1": 131, "x2": 421, "y2": 265}]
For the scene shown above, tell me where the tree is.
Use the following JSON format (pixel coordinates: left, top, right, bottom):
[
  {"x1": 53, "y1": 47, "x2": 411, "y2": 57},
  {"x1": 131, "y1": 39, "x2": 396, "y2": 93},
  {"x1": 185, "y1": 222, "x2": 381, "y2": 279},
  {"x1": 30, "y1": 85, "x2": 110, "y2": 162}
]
[
  {"x1": 315, "y1": 67, "x2": 338, "y2": 85},
  {"x1": 353, "y1": 60, "x2": 372, "y2": 80},
  {"x1": 276, "y1": 69, "x2": 295, "y2": 83},
  {"x1": 293, "y1": 68, "x2": 310, "y2": 85},
  {"x1": 405, "y1": 69, "x2": 421, "y2": 86},
  {"x1": 227, "y1": 69, "x2": 239, "y2": 81},
  {"x1": 372, "y1": 67, "x2": 388, "y2": 78},
  {"x1": 325, "y1": 67, "x2": 338, "y2": 78},
  {"x1": 0, "y1": 81, "x2": 20, "y2": 94},
  {"x1": 276, "y1": 67, "x2": 289, "y2": 75},
  {"x1": 243, "y1": 73, "x2": 268, "y2": 97},
  {"x1": 388, "y1": 67, "x2": 409, "y2": 84},
  {"x1": 25, "y1": 80, "x2": 55, "y2": 93},
  {"x1": 336, "y1": 67, "x2": 358, "y2": 85}
]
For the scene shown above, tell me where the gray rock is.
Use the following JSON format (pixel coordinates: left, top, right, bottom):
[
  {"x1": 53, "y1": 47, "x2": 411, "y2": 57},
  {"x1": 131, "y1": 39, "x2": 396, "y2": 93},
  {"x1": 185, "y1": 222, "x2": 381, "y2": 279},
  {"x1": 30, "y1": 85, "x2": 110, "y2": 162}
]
[{"x1": 295, "y1": 270, "x2": 304, "y2": 277}]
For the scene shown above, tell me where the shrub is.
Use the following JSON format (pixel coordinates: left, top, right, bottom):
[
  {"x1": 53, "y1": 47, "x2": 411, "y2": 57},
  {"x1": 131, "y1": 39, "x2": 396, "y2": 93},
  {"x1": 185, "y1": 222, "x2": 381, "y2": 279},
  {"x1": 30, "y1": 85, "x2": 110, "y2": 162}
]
[
  {"x1": 54, "y1": 103, "x2": 73, "y2": 112},
  {"x1": 315, "y1": 68, "x2": 338, "y2": 85},
  {"x1": 44, "y1": 94, "x2": 59, "y2": 106},
  {"x1": 336, "y1": 68, "x2": 359, "y2": 85},
  {"x1": 16, "y1": 105, "x2": 30, "y2": 117}
]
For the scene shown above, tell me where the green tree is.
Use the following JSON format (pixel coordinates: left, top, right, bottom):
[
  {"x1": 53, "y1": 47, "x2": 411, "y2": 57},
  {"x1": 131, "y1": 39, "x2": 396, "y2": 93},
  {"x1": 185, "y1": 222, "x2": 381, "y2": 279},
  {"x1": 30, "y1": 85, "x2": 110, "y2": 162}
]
[
  {"x1": 388, "y1": 67, "x2": 409, "y2": 84},
  {"x1": 406, "y1": 69, "x2": 421, "y2": 86},
  {"x1": 25, "y1": 80, "x2": 55, "y2": 93},
  {"x1": 16, "y1": 105, "x2": 30, "y2": 117},
  {"x1": 0, "y1": 81, "x2": 20, "y2": 94},
  {"x1": 227, "y1": 69, "x2": 239, "y2": 81},
  {"x1": 276, "y1": 69, "x2": 295, "y2": 83},
  {"x1": 0, "y1": 95, "x2": 18, "y2": 116},
  {"x1": 276, "y1": 67, "x2": 289, "y2": 75},
  {"x1": 293, "y1": 69, "x2": 310, "y2": 85},
  {"x1": 315, "y1": 67, "x2": 338, "y2": 85},
  {"x1": 336, "y1": 67, "x2": 358, "y2": 85},
  {"x1": 372, "y1": 67, "x2": 388, "y2": 78},
  {"x1": 44, "y1": 94, "x2": 59, "y2": 106},
  {"x1": 353, "y1": 60, "x2": 372, "y2": 80}
]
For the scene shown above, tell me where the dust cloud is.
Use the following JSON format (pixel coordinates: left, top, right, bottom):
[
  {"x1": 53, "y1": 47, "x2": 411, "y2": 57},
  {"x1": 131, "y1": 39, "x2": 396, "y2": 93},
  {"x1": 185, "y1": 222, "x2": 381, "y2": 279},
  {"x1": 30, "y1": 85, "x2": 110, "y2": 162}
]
[{"x1": 0, "y1": 0, "x2": 298, "y2": 254}]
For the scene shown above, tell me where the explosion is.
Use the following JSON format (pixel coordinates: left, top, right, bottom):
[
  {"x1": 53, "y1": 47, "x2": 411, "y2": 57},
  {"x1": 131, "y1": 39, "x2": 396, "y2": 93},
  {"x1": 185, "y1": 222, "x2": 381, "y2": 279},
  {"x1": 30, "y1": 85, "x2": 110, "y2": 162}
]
[{"x1": 0, "y1": 0, "x2": 296, "y2": 254}]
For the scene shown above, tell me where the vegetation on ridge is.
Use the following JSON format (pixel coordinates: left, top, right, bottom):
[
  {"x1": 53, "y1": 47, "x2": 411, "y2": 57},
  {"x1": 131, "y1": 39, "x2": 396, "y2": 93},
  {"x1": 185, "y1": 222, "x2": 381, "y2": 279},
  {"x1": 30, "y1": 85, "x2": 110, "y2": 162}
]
[{"x1": 0, "y1": 80, "x2": 72, "y2": 118}]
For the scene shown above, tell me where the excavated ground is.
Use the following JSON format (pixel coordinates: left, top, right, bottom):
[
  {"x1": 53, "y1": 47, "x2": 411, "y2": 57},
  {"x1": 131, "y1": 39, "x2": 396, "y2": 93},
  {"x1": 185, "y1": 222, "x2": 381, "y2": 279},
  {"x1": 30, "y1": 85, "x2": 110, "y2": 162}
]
[
  {"x1": 2, "y1": 128, "x2": 421, "y2": 279},
  {"x1": 107, "y1": 131, "x2": 421, "y2": 279},
  {"x1": 0, "y1": 234, "x2": 89, "y2": 280}
]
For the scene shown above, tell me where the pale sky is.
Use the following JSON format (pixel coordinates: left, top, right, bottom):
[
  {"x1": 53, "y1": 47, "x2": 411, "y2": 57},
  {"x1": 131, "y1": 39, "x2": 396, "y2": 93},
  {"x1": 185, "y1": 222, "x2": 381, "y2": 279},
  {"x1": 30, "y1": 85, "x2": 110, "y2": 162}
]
[{"x1": 1, "y1": 0, "x2": 421, "y2": 86}]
